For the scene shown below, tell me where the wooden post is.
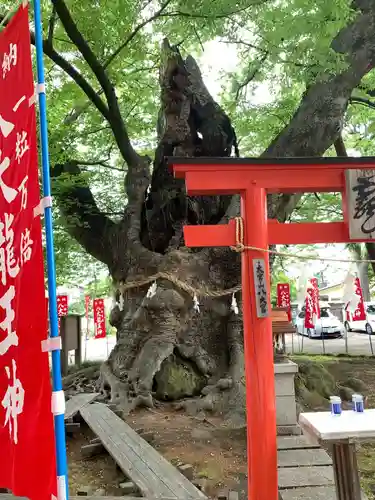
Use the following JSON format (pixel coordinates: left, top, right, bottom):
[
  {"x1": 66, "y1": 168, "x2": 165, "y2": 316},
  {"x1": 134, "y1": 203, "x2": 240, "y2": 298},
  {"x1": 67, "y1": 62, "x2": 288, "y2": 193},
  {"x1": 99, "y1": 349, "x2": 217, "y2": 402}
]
[{"x1": 241, "y1": 186, "x2": 278, "y2": 500}]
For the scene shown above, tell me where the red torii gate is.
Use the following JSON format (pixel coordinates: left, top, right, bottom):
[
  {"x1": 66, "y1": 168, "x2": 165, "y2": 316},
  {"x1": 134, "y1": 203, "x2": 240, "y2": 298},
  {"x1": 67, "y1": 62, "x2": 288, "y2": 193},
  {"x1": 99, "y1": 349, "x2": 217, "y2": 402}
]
[{"x1": 170, "y1": 156, "x2": 375, "y2": 500}]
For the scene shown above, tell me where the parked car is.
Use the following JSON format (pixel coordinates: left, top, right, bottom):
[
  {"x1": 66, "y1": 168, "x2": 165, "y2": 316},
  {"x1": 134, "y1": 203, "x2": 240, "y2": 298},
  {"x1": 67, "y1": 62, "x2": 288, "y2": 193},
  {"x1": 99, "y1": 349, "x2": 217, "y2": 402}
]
[
  {"x1": 295, "y1": 304, "x2": 345, "y2": 339},
  {"x1": 344, "y1": 302, "x2": 375, "y2": 335}
]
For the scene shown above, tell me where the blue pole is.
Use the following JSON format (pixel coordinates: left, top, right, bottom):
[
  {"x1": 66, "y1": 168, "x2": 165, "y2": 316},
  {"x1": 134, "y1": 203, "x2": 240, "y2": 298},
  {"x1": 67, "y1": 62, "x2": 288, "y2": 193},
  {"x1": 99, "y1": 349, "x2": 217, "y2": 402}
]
[{"x1": 32, "y1": 1, "x2": 69, "y2": 498}]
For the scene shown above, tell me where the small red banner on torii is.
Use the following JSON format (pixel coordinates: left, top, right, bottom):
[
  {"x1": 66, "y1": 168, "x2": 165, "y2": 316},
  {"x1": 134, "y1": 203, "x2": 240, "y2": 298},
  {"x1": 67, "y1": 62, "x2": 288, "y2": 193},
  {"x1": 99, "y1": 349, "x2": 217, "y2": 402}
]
[
  {"x1": 93, "y1": 298, "x2": 106, "y2": 339},
  {"x1": 0, "y1": 5, "x2": 57, "y2": 500}
]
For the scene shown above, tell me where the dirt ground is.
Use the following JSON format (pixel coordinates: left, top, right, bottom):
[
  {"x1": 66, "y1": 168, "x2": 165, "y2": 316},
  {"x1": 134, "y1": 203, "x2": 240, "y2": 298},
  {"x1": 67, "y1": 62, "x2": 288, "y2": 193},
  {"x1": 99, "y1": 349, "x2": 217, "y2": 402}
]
[{"x1": 66, "y1": 355, "x2": 375, "y2": 498}]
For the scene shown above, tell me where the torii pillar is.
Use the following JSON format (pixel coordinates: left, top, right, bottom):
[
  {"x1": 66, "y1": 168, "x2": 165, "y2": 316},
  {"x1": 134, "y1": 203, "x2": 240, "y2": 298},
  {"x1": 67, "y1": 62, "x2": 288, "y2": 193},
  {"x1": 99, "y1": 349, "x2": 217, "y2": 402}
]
[{"x1": 170, "y1": 156, "x2": 375, "y2": 500}]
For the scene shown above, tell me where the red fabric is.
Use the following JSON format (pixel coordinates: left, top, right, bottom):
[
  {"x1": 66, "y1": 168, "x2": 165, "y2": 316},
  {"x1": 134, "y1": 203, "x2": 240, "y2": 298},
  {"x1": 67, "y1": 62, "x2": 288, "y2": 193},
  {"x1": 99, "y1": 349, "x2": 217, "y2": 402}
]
[
  {"x1": 93, "y1": 298, "x2": 106, "y2": 339},
  {"x1": 0, "y1": 5, "x2": 57, "y2": 499},
  {"x1": 310, "y1": 278, "x2": 321, "y2": 320},
  {"x1": 304, "y1": 286, "x2": 314, "y2": 329},
  {"x1": 276, "y1": 283, "x2": 291, "y2": 321},
  {"x1": 352, "y1": 277, "x2": 366, "y2": 321},
  {"x1": 57, "y1": 294, "x2": 68, "y2": 316}
]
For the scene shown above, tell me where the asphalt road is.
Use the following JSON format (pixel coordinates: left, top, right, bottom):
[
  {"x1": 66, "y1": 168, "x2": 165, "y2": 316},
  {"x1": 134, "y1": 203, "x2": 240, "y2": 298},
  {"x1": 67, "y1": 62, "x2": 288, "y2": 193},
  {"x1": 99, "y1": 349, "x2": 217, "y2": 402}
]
[{"x1": 286, "y1": 330, "x2": 375, "y2": 356}]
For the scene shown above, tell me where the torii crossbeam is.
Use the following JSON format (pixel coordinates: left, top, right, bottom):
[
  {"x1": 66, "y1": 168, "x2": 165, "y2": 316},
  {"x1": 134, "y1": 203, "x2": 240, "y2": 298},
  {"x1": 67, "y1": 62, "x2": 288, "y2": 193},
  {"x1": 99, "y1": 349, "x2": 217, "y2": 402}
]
[{"x1": 170, "y1": 156, "x2": 375, "y2": 500}]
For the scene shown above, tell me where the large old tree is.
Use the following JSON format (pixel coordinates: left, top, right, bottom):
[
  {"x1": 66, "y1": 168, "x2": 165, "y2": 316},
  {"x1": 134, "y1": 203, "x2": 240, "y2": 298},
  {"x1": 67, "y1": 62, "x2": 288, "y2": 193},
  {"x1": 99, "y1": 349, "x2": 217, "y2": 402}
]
[{"x1": 4, "y1": 0, "x2": 375, "y2": 422}]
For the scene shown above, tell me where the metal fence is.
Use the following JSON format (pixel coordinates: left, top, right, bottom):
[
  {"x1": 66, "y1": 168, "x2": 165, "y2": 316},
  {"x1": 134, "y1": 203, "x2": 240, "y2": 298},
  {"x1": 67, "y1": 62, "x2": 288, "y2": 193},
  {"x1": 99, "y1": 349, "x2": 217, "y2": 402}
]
[{"x1": 285, "y1": 328, "x2": 375, "y2": 356}]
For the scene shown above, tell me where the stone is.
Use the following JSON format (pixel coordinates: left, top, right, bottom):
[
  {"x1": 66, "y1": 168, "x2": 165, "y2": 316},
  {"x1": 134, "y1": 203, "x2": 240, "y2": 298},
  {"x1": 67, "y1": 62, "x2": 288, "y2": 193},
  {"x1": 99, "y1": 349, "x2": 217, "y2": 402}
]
[
  {"x1": 338, "y1": 385, "x2": 355, "y2": 402},
  {"x1": 228, "y1": 491, "x2": 239, "y2": 500},
  {"x1": 178, "y1": 464, "x2": 194, "y2": 480},
  {"x1": 138, "y1": 430, "x2": 155, "y2": 443},
  {"x1": 216, "y1": 378, "x2": 233, "y2": 390},
  {"x1": 192, "y1": 478, "x2": 207, "y2": 493},
  {"x1": 278, "y1": 466, "x2": 334, "y2": 489},
  {"x1": 297, "y1": 361, "x2": 336, "y2": 399},
  {"x1": 65, "y1": 422, "x2": 81, "y2": 434},
  {"x1": 277, "y1": 436, "x2": 319, "y2": 450},
  {"x1": 278, "y1": 449, "x2": 332, "y2": 468},
  {"x1": 154, "y1": 355, "x2": 206, "y2": 400},
  {"x1": 81, "y1": 442, "x2": 105, "y2": 458},
  {"x1": 77, "y1": 486, "x2": 91, "y2": 495},
  {"x1": 279, "y1": 486, "x2": 337, "y2": 500},
  {"x1": 119, "y1": 481, "x2": 137, "y2": 494},
  {"x1": 342, "y1": 377, "x2": 367, "y2": 393},
  {"x1": 94, "y1": 488, "x2": 106, "y2": 496},
  {"x1": 274, "y1": 361, "x2": 299, "y2": 428},
  {"x1": 191, "y1": 428, "x2": 212, "y2": 440},
  {"x1": 217, "y1": 490, "x2": 228, "y2": 500}
]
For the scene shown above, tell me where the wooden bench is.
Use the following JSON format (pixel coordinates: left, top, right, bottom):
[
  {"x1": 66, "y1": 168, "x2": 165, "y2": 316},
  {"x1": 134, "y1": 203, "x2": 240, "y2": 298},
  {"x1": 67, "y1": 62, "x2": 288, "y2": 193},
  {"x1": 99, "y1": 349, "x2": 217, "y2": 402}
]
[
  {"x1": 80, "y1": 403, "x2": 206, "y2": 500},
  {"x1": 272, "y1": 308, "x2": 296, "y2": 354}
]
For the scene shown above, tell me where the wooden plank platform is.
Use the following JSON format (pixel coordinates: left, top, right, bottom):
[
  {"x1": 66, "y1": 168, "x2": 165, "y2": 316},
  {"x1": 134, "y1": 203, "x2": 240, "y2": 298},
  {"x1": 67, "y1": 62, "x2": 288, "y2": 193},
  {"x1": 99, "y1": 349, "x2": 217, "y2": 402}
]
[
  {"x1": 80, "y1": 403, "x2": 206, "y2": 500},
  {"x1": 64, "y1": 392, "x2": 98, "y2": 420},
  {"x1": 278, "y1": 449, "x2": 332, "y2": 468}
]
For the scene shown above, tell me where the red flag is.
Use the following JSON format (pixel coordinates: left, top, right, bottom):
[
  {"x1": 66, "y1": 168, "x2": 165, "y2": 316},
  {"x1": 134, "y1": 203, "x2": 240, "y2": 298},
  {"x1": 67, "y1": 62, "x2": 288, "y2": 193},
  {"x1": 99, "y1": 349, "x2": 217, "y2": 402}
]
[
  {"x1": 57, "y1": 294, "x2": 68, "y2": 316},
  {"x1": 93, "y1": 298, "x2": 106, "y2": 339},
  {"x1": 304, "y1": 284, "x2": 315, "y2": 329},
  {"x1": 310, "y1": 278, "x2": 321, "y2": 320},
  {"x1": 0, "y1": 6, "x2": 57, "y2": 499},
  {"x1": 352, "y1": 277, "x2": 366, "y2": 321},
  {"x1": 276, "y1": 283, "x2": 291, "y2": 321}
]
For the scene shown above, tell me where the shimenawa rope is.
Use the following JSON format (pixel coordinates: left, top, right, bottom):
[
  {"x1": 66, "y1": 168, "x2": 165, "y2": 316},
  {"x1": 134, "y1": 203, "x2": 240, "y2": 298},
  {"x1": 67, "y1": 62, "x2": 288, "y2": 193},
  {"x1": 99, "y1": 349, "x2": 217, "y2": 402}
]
[{"x1": 118, "y1": 217, "x2": 375, "y2": 299}]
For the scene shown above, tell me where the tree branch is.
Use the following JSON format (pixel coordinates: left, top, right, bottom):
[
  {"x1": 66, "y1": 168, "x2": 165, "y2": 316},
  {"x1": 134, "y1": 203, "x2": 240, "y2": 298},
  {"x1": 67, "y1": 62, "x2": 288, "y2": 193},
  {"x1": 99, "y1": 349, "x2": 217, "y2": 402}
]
[
  {"x1": 30, "y1": 31, "x2": 110, "y2": 120},
  {"x1": 235, "y1": 52, "x2": 268, "y2": 100},
  {"x1": 76, "y1": 159, "x2": 124, "y2": 172},
  {"x1": 334, "y1": 135, "x2": 348, "y2": 156},
  {"x1": 103, "y1": 0, "x2": 173, "y2": 69},
  {"x1": 51, "y1": 0, "x2": 141, "y2": 169},
  {"x1": 47, "y1": 6, "x2": 57, "y2": 47},
  {"x1": 266, "y1": 2, "x2": 375, "y2": 220},
  {"x1": 51, "y1": 161, "x2": 117, "y2": 266},
  {"x1": 349, "y1": 96, "x2": 375, "y2": 110}
]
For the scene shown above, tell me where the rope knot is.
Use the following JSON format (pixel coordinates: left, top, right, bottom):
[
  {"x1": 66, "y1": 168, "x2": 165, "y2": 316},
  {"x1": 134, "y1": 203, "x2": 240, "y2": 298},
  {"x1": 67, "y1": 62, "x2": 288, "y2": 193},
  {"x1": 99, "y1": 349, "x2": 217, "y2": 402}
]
[{"x1": 230, "y1": 216, "x2": 245, "y2": 253}]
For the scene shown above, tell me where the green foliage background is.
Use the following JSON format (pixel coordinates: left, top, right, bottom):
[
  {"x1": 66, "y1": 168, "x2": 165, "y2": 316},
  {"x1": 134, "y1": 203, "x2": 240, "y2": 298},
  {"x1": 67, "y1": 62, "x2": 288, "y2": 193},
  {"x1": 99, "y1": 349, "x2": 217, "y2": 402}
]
[{"x1": 1, "y1": 0, "x2": 374, "y2": 294}]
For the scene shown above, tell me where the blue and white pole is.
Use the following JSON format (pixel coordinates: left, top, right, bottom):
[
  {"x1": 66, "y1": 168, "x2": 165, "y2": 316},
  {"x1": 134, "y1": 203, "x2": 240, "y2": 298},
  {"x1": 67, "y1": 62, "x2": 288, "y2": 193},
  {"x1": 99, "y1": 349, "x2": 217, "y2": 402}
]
[{"x1": 32, "y1": 0, "x2": 69, "y2": 498}]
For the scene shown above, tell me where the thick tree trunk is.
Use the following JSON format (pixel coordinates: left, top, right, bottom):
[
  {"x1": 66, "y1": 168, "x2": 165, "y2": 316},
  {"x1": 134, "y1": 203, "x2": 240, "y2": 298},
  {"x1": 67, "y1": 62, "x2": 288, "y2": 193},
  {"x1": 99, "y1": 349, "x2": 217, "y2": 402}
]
[{"x1": 52, "y1": 0, "x2": 375, "y2": 426}]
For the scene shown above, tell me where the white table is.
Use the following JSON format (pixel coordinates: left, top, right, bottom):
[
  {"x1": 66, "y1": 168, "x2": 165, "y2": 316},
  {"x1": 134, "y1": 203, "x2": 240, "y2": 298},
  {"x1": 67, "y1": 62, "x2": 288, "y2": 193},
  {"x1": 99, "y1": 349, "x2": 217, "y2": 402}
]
[{"x1": 299, "y1": 410, "x2": 375, "y2": 500}]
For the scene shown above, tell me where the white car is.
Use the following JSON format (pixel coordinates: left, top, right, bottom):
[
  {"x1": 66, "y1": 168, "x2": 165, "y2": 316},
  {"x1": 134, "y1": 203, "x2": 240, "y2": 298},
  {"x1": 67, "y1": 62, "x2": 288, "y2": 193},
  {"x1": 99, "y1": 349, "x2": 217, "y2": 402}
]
[
  {"x1": 345, "y1": 302, "x2": 375, "y2": 335},
  {"x1": 295, "y1": 305, "x2": 345, "y2": 339}
]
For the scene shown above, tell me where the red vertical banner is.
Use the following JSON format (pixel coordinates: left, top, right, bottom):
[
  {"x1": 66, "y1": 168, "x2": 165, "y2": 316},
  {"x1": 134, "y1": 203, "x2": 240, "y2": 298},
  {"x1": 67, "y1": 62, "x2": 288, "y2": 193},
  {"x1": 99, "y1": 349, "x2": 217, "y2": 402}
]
[
  {"x1": 57, "y1": 294, "x2": 68, "y2": 332},
  {"x1": 93, "y1": 298, "x2": 106, "y2": 339},
  {"x1": 276, "y1": 283, "x2": 291, "y2": 321},
  {"x1": 310, "y1": 278, "x2": 321, "y2": 321},
  {"x1": 353, "y1": 277, "x2": 366, "y2": 321},
  {"x1": 57, "y1": 294, "x2": 68, "y2": 316},
  {"x1": 0, "y1": 6, "x2": 57, "y2": 500},
  {"x1": 304, "y1": 284, "x2": 315, "y2": 329}
]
